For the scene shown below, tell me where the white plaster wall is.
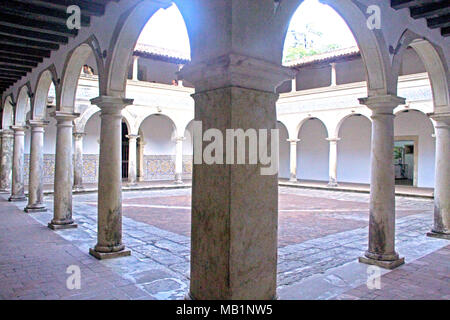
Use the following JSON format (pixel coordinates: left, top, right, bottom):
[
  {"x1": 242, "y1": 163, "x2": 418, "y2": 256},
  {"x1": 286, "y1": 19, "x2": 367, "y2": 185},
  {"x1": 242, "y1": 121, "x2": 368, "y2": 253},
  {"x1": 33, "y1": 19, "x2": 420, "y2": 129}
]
[
  {"x1": 394, "y1": 110, "x2": 435, "y2": 188},
  {"x1": 141, "y1": 115, "x2": 176, "y2": 155},
  {"x1": 297, "y1": 119, "x2": 329, "y2": 181},
  {"x1": 278, "y1": 122, "x2": 290, "y2": 179},
  {"x1": 83, "y1": 112, "x2": 100, "y2": 154},
  {"x1": 337, "y1": 115, "x2": 372, "y2": 184}
]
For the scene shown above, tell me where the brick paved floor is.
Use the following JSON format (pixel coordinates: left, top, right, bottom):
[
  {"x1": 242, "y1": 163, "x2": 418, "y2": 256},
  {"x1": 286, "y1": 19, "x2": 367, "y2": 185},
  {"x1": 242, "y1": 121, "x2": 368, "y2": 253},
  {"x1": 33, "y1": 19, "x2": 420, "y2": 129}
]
[
  {"x1": 337, "y1": 245, "x2": 450, "y2": 300},
  {"x1": 0, "y1": 198, "x2": 153, "y2": 300},
  {"x1": 0, "y1": 186, "x2": 447, "y2": 300}
]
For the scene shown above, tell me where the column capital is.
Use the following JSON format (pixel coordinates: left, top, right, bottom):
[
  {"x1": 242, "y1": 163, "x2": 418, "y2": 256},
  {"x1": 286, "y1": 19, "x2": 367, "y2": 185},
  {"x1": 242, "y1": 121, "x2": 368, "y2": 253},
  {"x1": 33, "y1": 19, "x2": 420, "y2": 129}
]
[
  {"x1": 10, "y1": 125, "x2": 27, "y2": 132},
  {"x1": 359, "y1": 95, "x2": 406, "y2": 114},
  {"x1": 50, "y1": 111, "x2": 80, "y2": 122},
  {"x1": 126, "y1": 134, "x2": 139, "y2": 140},
  {"x1": 90, "y1": 96, "x2": 133, "y2": 114},
  {"x1": 428, "y1": 112, "x2": 450, "y2": 126},
  {"x1": 73, "y1": 132, "x2": 86, "y2": 140},
  {"x1": 178, "y1": 53, "x2": 295, "y2": 93},
  {"x1": 326, "y1": 137, "x2": 341, "y2": 142},
  {"x1": 174, "y1": 136, "x2": 185, "y2": 142},
  {"x1": 0, "y1": 129, "x2": 14, "y2": 137},
  {"x1": 287, "y1": 138, "x2": 300, "y2": 143},
  {"x1": 27, "y1": 119, "x2": 49, "y2": 128}
]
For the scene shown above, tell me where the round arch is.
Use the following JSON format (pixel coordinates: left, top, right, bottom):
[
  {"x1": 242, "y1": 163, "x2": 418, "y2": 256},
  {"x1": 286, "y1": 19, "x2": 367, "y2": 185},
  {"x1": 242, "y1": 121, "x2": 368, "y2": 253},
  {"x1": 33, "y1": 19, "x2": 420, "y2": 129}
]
[
  {"x1": 281, "y1": 0, "x2": 394, "y2": 96},
  {"x1": 392, "y1": 29, "x2": 449, "y2": 113},
  {"x1": 33, "y1": 66, "x2": 58, "y2": 120},
  {"x1": 296, "y1": 116, "x2": 329, "y2": 139},
  {"x1": 59, "y1": 37, "x2": 103, "y2": 113},
  {"x1": 15, "y1": 85, "x2": 31, "y2": 126},
  {"x1": 335, "y1": 112, "x2": 372, "y2": 138},
  {"x1": 2, "y1": 95, "x2": 15, "y2": 129},
  {"x1": 105, "y1": 1, "x2": 190, "y2": 97}
]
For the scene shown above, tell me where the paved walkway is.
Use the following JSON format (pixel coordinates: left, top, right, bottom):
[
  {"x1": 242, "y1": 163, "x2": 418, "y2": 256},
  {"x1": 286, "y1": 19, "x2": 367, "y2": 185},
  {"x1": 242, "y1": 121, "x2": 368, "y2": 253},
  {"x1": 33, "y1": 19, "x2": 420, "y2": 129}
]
[
  {"x1": 279, "y1": 179, "x2": 434, "y2": 198},
  {"x1": 0, "y1": 187, "x2": 447, "y2": 300}
]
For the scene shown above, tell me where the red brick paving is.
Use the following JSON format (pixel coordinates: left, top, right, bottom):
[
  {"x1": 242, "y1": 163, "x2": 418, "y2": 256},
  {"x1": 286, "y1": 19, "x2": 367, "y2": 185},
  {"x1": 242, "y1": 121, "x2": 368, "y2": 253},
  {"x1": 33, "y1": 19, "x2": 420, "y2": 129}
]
[
  {"x1": 0, "y1": 198, "x2": 151, "y2": 300},
  {"x1": 339, "y1": 245, "x2": 450, "y2": 300},
  {"x1": 120, "y1": 193, "x2": 425, "y2": 247}
]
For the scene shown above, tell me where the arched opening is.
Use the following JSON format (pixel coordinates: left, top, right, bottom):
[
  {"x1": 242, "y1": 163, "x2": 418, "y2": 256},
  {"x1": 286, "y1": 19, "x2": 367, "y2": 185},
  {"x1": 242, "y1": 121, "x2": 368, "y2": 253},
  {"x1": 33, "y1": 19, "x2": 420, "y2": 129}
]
[
  {"x1": 394, "y1": 110, "x2": 435, "y2": 188},
  {"x1": 106, "y1": 2, "x2": 191, "y2": 96},
  {"x1": 297, "y1": 118, "x2": 329, "y2": 182},
  {"x1": 281, "y1": 0, "x2": 393, "y2": 95},
  {"x1": 337, "y1": 114, "x2": 372, "y2": 184},
  {"x1": 138, "y1": 114, "x2": 177, "y2": 181},
  {"x1": 1, "y1": 96, "x2": 14, "y2": 130},
  {"x1": 277, "y1": 121, "x2": 290, "y2": 179}
]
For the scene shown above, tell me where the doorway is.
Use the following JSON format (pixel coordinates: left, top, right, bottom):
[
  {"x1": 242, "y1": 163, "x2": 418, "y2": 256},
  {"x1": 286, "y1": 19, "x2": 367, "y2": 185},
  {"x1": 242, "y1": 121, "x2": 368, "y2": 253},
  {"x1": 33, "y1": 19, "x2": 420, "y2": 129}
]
[{"x1": 394, "y1": 137, "x2": 418, "y2": 186}]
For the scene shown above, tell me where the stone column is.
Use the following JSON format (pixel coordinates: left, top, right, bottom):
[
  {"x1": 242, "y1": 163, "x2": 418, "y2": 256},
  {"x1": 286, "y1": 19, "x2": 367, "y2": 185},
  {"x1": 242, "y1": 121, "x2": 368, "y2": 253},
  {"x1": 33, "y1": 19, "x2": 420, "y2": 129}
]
[
  {"x1": 48, "y1": 112, "x2": 79, "y2": 230},
  {"x1": 126, "y1": 134, "x2": 139, "y2": 186},
  {"x1": 179, "y1": 54, "x2": 294, "y2": 300},
  {"x1": 326, "y1": 137, "x2": 340, "y2": 187},
  {"x1": 358, "y1": 95, "x2": 406, "y2": 269},
  {"x1": 287, "y1": 139, "x2": 299, "y2": 182},
  {"x1": 132, "y1": 56, "x2": 139, "y2": 81},
  {"x1": 8, "y1": 126, "x2": 27, "y2": 202},
  {"x1": 89, "y1": 96, "x2": 133, "y2": 259},
  {"x1": 427, "y1": 113, "x2": 450, "y2": 239},
  {"x1": 25, "y1": 120, "x2": 49, "y2": 212},
  {"x1": 291, "y1": 76, "x2": 297, "y2": 92},
  {"x1": 330, "y1": 63, "x2": 337, "y2": 86},
  {"x1": 73, "y1": 132, "x2": 85, "y2": 191},
  {"x1": 0, "y1": 129, "x2": 14, "y2": 193},
  {"x1": 174, "y1": 136, "x2": 184, "y2": 184}
]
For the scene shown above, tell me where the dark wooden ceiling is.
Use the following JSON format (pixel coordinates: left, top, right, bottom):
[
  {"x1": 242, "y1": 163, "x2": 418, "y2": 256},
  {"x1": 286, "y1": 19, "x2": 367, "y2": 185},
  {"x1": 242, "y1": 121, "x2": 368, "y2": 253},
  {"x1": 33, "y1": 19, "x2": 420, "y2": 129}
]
[
  {"x1": 0, "y1": 0, "x2": 117, "y2": 96},
  {"x1": 391, "y1": 0, "x2": 450, "y2": 37}
]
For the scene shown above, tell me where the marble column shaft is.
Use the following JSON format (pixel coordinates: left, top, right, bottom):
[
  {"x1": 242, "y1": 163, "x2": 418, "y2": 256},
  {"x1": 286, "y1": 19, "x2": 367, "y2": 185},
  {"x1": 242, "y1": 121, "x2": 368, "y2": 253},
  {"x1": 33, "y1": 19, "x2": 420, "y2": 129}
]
[
  {"x1": 428, "y1": 114, "x2": 450, "y2": 239},
  {"x1": 179, "y1": 54, "x2": 294, "y2": 300},
  {"x1": 174, "y1": 136, "x2": 184, "y2": 184},
  {"x1": 25, "y1": 120, "x2": 49, "y2": 212},
  {"x1": 48, "y1": 112, "x2": 79, "y2": 230},
  {"x1": 358, "y1": 95, "x2": 405, "y2": 269},
  {"x1": 73, "y1": 132, "x2": 85, "y2": 191},
  {"x1": 9, "y1": 126, "x2": 27, "y2": 202},
  {"x1": 127, "y1": 134, "x2": 139, "y2": 185},
  {"x1": 0, "y1": 130, "x2": 14, "y2": 193},
  {"x1": 326, "y1": 137, "x2": 340, "y2": 187},
  {"x1": 287, "y1": 139, "x2": 299, "y2": 182},
  {"x1": 89, "y1": 96, "x2": 133, "y2": 259}
]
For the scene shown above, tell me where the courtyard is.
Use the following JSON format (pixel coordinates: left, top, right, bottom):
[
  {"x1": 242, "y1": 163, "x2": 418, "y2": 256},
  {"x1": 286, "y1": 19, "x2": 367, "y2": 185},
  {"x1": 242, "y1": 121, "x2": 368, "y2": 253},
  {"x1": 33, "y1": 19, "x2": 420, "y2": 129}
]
[{"x1": 0, "y1": 186, "x2": 447, "y2": 300}]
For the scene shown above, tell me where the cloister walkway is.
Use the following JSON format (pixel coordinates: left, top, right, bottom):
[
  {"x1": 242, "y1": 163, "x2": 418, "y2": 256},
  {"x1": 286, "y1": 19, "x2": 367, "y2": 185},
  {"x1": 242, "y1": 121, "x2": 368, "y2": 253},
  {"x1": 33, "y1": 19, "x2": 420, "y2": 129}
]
[
  {"x1": 23, "y1": 179, "x2": 433, "y2": 199},
  {"x1": 1, "y1": 187, "x2": 447, "y2": 300}
]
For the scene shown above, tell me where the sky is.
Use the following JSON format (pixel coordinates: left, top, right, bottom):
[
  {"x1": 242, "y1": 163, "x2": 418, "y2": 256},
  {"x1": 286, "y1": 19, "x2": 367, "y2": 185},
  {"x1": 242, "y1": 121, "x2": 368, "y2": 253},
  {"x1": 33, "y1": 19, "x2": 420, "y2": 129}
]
[{"x1": 137, "y1": 0, "x2": 357, "y2": 57}]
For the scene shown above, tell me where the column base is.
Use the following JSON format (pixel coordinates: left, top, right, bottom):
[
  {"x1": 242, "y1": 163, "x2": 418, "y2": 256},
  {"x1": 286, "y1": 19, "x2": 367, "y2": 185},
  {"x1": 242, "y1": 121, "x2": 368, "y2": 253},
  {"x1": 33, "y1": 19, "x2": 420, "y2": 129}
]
[
  {"x1": 126, "y1": 182, "x2": 138, "y2": 187},
  {"x1": 89, "y1": 248, "x2": 131, "y2": 260},
  {"x1": 24, "y1": 205, "x2": 47, "y2": 213},
  {"x1": 48, "y1": 222, "x2": 78, "y2": 230},
  {"x1": 8, "y1": 195, "x2": 27, "y2": 202},
  {"x1": 72, "y1": 186, "x2": 84, "y2": 192},
  {"x1": 427, "y1": 231, "x2": 450, "y2": 240},
  {"x1": 327, "y1": 182, "x2": 339, "y2": 188},
  {"x1": 358, "y1": 256, "x2": 405, "y2": 269},
  {"x1": 174, "y1": 179, "x2": 184, "y2": 185}
]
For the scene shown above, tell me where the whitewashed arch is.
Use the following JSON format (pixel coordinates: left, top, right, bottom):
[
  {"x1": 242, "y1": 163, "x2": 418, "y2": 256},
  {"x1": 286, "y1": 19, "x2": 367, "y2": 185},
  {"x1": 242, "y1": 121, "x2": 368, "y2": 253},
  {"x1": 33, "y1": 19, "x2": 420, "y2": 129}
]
[
  {"x1": 296, "y1": 115, "x2": 330, "y2": 139},
  {"x1": 105, "y1": 1, "x2": 188, "y2": 97},
  {"x1": 59, "y1": 37, "x2": 104, "y2": 113},
  {"x1": 15, "y1": 85, "x2": 31, "y2": 126},
  {"x1": 335, "y1": 110, "x2": 372, "y2": 138},
  {"x1": 2, "y1": 95, "x2": 14, "y2": 129},
  {"x1": 282, "y1": 0, "x2": 394, "y2": 96},
  {"x1": 392, "y1": 29, "x2": 449, "y2": 114},
  {"x1": 32, "y1": 66, "x2": 58, "y2": 120},
  {"x1": 136, "y1": 112, "x2": 178, "y2": 138}
]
